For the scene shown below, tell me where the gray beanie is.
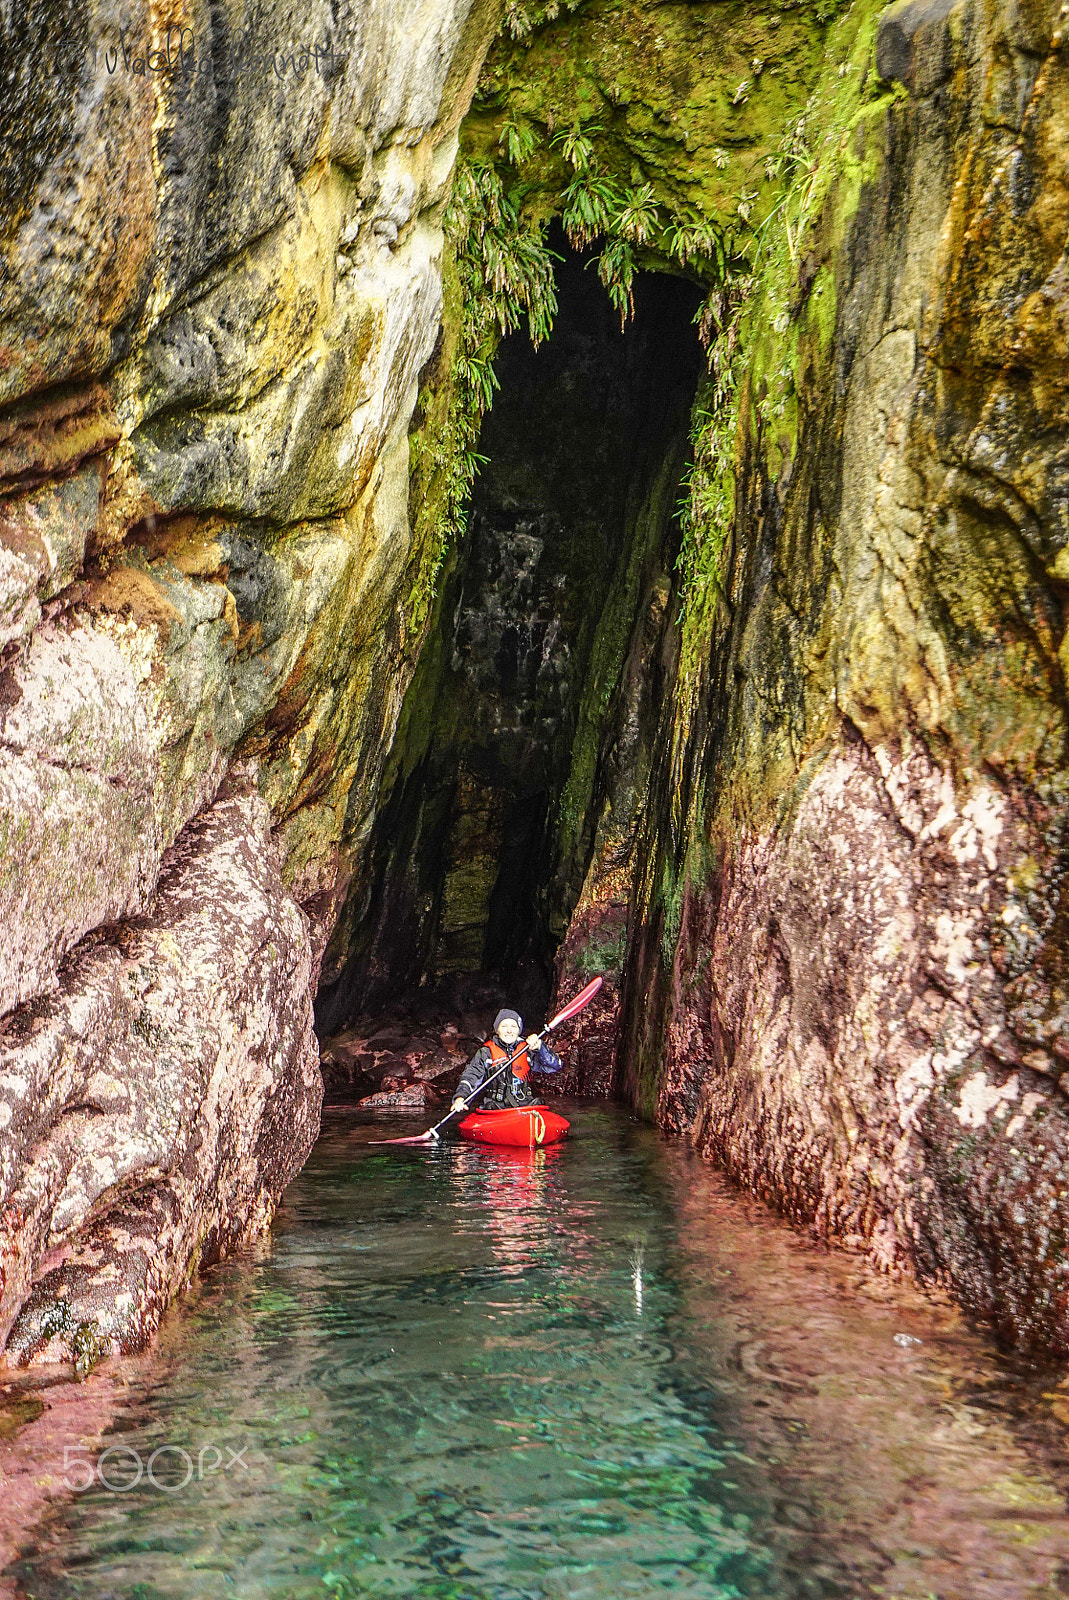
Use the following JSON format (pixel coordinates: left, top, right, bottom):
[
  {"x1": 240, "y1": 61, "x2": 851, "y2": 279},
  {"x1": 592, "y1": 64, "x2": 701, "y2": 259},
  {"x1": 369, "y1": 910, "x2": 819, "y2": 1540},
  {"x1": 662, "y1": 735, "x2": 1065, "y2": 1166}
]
[{"x1": 493, "y1": 1007, "x2": 523, "y2": 1035}]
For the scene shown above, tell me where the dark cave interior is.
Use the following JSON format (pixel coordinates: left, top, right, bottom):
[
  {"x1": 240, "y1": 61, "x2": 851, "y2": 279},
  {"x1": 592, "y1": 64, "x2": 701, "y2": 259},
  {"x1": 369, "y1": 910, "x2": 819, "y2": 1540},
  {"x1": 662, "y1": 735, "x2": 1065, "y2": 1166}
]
[{"x1": 316, "y1": 242, "x2": 705, "y2": 1034}]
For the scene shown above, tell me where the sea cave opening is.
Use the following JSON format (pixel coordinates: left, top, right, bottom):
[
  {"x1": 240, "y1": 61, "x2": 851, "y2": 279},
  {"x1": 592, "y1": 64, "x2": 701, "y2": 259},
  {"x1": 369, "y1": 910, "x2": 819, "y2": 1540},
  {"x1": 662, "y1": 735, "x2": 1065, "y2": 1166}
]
[{"x1": 316, "y1": 240, "x2": 705, "y2": 1080}]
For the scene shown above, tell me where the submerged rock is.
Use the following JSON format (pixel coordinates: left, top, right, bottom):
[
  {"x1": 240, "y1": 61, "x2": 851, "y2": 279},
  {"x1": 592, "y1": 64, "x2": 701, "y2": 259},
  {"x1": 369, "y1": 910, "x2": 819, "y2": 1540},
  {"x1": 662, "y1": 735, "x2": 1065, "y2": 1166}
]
[
  {"x1": 320, "y1": 1006, "x2": 469, "y2": 1104},
  {"x1": 358, "y1": 1082, "x2": 442, "y2": 1108}
]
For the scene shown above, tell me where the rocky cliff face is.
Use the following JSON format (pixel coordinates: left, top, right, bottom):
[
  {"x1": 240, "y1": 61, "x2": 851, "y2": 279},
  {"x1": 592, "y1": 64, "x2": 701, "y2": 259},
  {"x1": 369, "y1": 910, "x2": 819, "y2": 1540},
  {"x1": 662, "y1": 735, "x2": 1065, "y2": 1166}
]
[
  {"x1": 451, "y1": 0, "x2": 1069, "y2": 1350},
  {"x1": 597, "y1": 0, "x2": 1069, "y2": 1350},
  {"x1": 677, "y1": 0, "x2": 1069, "y2": 1353},
  {"x1": 0, "y1": 0, "x2": 496, "y2": 1364},
  {"x1": 4, "y1": 0, "x2": 1069, "y2": 1367}
]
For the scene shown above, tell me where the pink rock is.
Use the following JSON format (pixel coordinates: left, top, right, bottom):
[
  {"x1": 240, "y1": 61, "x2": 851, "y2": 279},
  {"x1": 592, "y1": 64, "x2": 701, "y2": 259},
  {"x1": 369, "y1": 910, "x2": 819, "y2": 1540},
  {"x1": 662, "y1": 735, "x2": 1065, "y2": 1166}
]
[
  {"x1": 0, "y1": 788, "x2": 322, "y2": 1368},
  {"x1": 358, "y1": 1082, "x2": 437, "y2": 1108},
  {"x1": 415, "y1": 1055, "x2": 463, "y2": 1085}
]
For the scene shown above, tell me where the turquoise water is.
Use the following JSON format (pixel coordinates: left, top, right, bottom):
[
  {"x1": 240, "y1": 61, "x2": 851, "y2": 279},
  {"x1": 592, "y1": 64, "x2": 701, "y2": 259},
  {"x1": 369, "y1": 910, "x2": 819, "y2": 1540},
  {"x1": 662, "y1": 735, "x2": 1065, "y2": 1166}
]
[{"x1": 9, "y1": 1107, "x2": 1069, "y2": 1599}]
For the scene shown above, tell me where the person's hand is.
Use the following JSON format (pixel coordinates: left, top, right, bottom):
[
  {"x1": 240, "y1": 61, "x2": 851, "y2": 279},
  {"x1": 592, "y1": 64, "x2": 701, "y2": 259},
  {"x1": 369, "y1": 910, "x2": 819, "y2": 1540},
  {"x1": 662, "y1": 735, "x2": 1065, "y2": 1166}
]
[
  {"x1": 451, "y1": 1096, "x2": 467, "y2": 1113},
  {"x1": 526, "y1": 1033, "x2": 540, "y2": 1049}
]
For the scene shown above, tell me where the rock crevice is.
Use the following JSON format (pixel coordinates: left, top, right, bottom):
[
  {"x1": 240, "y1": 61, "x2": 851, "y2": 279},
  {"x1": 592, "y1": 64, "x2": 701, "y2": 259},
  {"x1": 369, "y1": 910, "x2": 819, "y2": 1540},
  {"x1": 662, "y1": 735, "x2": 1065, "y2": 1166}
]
[{"x1": 5, "y1": 0, "x2": 1069, "y2": 1365}]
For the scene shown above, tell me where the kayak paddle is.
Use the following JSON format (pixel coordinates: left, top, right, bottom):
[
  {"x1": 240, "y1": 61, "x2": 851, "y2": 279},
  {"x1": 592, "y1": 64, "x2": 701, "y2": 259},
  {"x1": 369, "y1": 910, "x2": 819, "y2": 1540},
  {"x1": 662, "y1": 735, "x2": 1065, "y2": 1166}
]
[{"x1": 366, "y1": 974, "x2": 604, "y2": 1146}]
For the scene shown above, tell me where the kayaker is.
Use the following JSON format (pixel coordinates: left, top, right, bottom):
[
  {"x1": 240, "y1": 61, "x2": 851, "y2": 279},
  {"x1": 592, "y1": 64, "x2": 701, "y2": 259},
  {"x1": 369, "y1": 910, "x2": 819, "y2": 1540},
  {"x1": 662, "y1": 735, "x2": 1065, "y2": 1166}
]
[{"x1": 451, "y1": 1008, "x2": 562, "y2": 1113}]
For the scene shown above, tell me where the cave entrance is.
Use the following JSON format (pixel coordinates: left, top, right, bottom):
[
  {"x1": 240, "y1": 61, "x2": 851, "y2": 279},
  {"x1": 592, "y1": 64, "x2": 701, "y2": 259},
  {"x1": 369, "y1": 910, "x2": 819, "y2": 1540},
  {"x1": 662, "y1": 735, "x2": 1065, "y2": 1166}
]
[{"x1": 318, "y1": 241, "x2": 704, "y2": 1036}]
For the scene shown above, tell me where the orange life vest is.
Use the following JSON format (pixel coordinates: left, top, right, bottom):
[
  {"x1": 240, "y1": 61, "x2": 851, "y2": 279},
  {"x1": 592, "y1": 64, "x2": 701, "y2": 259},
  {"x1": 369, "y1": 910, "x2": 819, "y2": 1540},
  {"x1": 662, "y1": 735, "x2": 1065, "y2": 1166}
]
[{"x1": 486, "y1": 1036, "x2": 530, "y2": 1081}]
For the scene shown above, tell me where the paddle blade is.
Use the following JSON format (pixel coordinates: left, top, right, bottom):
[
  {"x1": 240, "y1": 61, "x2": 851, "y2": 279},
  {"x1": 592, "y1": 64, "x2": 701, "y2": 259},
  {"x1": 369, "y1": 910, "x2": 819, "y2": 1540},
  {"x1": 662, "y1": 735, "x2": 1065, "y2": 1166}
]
[
  {"x1": 366, "y1": 1132, "x2": 437, "y2": 1146},
  {"x1": 547, "y1": 974, "x2": 604, "y2": 1031}
]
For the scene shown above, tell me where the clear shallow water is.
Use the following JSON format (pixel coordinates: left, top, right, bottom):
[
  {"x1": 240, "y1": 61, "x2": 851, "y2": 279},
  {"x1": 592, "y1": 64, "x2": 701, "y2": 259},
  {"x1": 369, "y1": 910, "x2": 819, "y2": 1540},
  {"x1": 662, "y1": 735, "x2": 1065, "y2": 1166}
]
[{"x1": 8, "y1": 1106, "x2": 1069, "y2": 1599}]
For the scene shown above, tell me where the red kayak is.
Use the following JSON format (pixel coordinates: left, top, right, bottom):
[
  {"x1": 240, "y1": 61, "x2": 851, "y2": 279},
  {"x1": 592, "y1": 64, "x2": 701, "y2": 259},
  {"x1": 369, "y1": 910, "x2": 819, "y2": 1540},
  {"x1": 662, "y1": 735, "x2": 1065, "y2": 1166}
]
[{"x1": 457, "y1": 1105, "x2": 570, "y2": 1148}]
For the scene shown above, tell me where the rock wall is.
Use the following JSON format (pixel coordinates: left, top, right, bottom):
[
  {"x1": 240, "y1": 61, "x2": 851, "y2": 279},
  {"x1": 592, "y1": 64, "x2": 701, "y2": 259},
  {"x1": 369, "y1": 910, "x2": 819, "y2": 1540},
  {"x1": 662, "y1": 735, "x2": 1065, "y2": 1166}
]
[
  {"x1": 615, "y1": 0, "x2": 1069, "y2": 1351},
  {"x1": 6, "y1": 0, "x2": 1069, "y2": 1366},
  {"x1": 0, "y1": 0, "x2": 497, "y2": 1364},
  {"x1": 0, "y1": 784, "x2": 321, "y2": 1364},
  {"x1": 461, "y1": 0, "x2": 1069, "y2": 1350}
]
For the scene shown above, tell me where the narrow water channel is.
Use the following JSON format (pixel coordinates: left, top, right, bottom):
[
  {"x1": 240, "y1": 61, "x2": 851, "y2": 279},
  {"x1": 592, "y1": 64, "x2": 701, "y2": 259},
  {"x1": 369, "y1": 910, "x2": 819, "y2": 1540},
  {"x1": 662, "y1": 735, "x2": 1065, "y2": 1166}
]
[{"x1": 8, "y1": 1107, "x2": 1069, "y2": 1599}]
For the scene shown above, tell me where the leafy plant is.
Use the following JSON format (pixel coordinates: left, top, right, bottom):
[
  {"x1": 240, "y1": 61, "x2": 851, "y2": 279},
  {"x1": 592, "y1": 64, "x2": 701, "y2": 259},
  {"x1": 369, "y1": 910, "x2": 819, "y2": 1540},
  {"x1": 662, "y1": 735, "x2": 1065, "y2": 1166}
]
[
  {"x1": 448, "y1": 161, "x2": 558, "y2": 349},
  {"x1": 503, "y1": 0, "x2": 585, "y2": 39},
  {"x1": 558, "y1": 171, "x2": 611, "y2": 248},
  {"x1": 554, "y1": 122, "x2": 601, "y2": 171},
  {"x1": 414, "y1": 111, "x2": 739, "y2": 637},
  {"x1": 753, "y1": 112, "x2": 822, "y2": 269},
  {"x1": 614, "y1": 182, "x2": 658, "y2": 244},
  {"x1": 596, "y1": 237, "x2": 636, "y2": 327},
  {"x1": 663, "y1": 214, "x2": 726, "y2": 273},
  {"x1": 499, "y1": 115, "x2": 538, "y2": 166},
  {"x1": 404, "y1": 159, "x2": 559, "y2": 637},
  {"x1": 556, "y1": 123, "x2": 728, "y2": 326}
]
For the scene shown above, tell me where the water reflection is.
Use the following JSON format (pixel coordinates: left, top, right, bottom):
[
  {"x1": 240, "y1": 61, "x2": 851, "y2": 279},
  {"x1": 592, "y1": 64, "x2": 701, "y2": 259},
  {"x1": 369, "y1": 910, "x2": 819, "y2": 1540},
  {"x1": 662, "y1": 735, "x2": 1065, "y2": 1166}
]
[
  {"x1": 6, "y1": 1106, "x2": 1069, "y2": 1599},
  {"x1": 452, "y1": 1144, "x2": 562, "y2": 1276}
]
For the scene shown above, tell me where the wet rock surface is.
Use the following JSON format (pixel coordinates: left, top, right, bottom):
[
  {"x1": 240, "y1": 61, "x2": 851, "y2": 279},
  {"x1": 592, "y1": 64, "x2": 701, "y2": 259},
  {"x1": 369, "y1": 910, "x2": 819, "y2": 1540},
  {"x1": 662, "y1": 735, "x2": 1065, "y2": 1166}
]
[
  {"x1": 609, "y1": 0, "x2": 1069, "y2": 1351},
  {"x1": 548, "y1": 903, "x2": 626, "y2": 1097},
  {"x1": 0, "y1": 785, "x2": 322, "y2": 1367},
  {"x1": 632, "y1": 743, "x2": 1069, "y2": 1347},
  {"x1": 0, "y1": 0, "x2": 495, "y2": 1361}
]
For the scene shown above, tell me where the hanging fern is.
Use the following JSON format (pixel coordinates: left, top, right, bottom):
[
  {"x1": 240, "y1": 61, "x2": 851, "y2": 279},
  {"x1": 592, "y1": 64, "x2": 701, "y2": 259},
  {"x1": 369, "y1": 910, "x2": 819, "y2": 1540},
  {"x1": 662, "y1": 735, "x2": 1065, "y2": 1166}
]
[
  {"x1": 674, "y1": 280, "x2": 749, "y2": 682},
  {"x1": 405, "y1": 159, "x2": 560, "y2": 637},
  {"x1": 409, "y1": 108, "x2": 739, "y2": 638},
  {"x1": 613, "y1": 183, "x2": 658, "y2": 245},
  {"x1": 596, "y1": 237, "x2": 636, "y2": 328},
  {"x1": 503, "y1": 0, "x2": 585, "y2": 40},
  {"x1": 498, "y1": 115, "x2": 538, "y2": 166}
]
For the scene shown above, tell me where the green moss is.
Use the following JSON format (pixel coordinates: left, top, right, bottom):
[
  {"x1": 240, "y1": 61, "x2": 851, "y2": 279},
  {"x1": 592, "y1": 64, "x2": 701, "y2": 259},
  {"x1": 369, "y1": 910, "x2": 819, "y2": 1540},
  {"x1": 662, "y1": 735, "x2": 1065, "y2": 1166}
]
[
  {"x1": 658, "y1": 817, "x2": 716, "y2": 965},
  {"x1": 0, "y1": 1394, "x2": 45, "y2": 1440},
  {"x1": 807, "y1": 264, "x2": 836, "y2": 354},
  {"x1": 660, "y1": 854, "x2": 687, "y2": 966},
  {"x1": 440, "y1": 0, "x2": 903, "y2": 729},
  {"x1": 574, "y1": 927, "x2": 627, "y2": 976},
  {"x1": 473, "y1": 0, "x2": 836, "y2": 236},
  {"x1": 71, "y1": 1318, "x2": 110, "y2": 1378},
  {"x1": 633, "y1": 1059, "x2": 662, "y2": 1123}
]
